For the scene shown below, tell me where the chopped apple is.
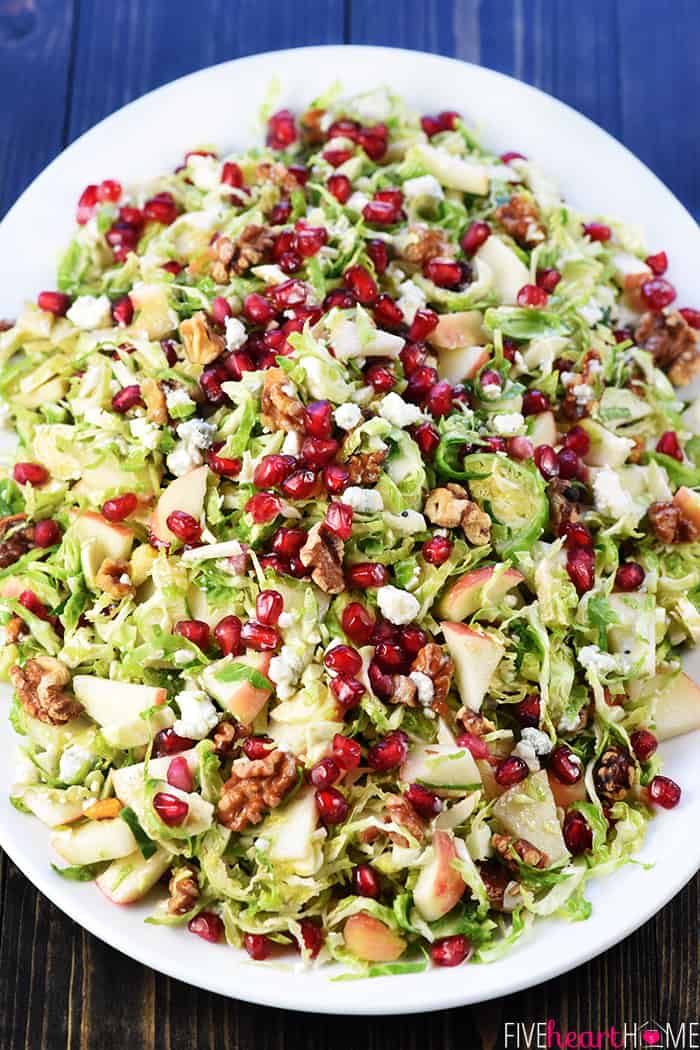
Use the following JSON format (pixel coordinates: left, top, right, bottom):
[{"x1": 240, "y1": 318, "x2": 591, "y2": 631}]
[
  {"x1": 653, "y1": 672, "x2": 700, "y2": 740},
  {"x1": 201, "y1": 652, "x2": 273, "y2": 722},
  {"x1": 401, "y1": 737, "x2": 482, "y2": 791},
  {"x1": 435, "y1": 792, "x2": 480, "y2": 831},
  {"x1": 547, "y1": 771, "x2": 587, "y2": 810},
  {"x1": 474, "y1": 235, "x2": 529, "y2": 305},
  {"x1": 19, "y1": 785, "x2": 91, "y2": 827},
  {"x1": 74, "y1": 458, "x2": 153, "y2": 500},
  {"x1": 413, "y1": 143, "x2": 489, "y2": 195},
  {"x1": 427, "y1": 310, "x2": 486, "y2": 352},
  {"x1": 71, "y1": 511, "x2": 134, "y2": 587},
  {"x1": 96, "y1": 848, "x2": 172, "y2": 904},
  {"x1": 73, "y1": 674, "x2": 167, "y2": 726},
  {"x1": 187, "y1": 583, "x2": 223, "y2": 628},
  {"x1": 493, "y1": 769, "x2": 570, "y2": 865},
  {"x1": 129, "y1": 281, "x2": 179, "y2": 340},
  {"x1": 101, "y1": 706, "x2": 175, "y2": 750},
  {"x1": 673, "y1": 487, "x2": 700, "y2": 532},
  {"x1": 579, "y1": 419, "x2": 635, "y2": 468},
  {"x1": 265, "y1": 787, "x2": 322, "y2": 876},
  {"x1": 437, "y1": 345, "x2": 490, "y2": 386},
  {"x1": 51, "y1": 817, "x2": 138, "y2": 865},
  {"x1": 528, "y1": 411, "x2": 557, "y2": 447},
  {"x1": 477, "y1": 760, "x2": 507, "y2": 800},
  {"x1": 441, "y1": 621, "x2": 504, "y2": 712},
  {"x1": 14, "y1": 377, "x2": 69, "y2": 410},
  {"x1": 413, "y1": 829, "x2": 466, "y2": 921},
  {"x1": 437, "y1": 565, "x2": 524, "y2": 620},
  {"x1": 131, "y1": 544, "x2": 159, "y2": 587},
  {"x1": 0, "y1": 576, "x2": 26, "y2": 600},
  {"x1": 342, "y1": 913, "x2": 407, "y2": 963},
  {"x1": 112, "y1": 750, "x2": 198, "y2": 810},
  {"x1": 149, "y1": 466, "x2": 208, "y2": 546}
]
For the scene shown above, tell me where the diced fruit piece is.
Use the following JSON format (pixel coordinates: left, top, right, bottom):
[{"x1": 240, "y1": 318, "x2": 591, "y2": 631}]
[
  {"x1": 673, "y1": 487, "x2": 700, "y2": 532},
  {"x1": 493, "y1": 769, "x2": 570, "y2": 865},
  {"x1": 441, "y1": 622, "x2": 504, "y2": 712},
  {"x1": 201, "y1": 652, "x2": 273, "y2": 722},
  {"x1": 528, "y1": 411, "x2": 557, "y2": 447},
  {"x1": 101, "y1": 707, "x2": 175, "y2": 750},
  {"x1": 131, "y1": 544, "x2": 159, "y2": 587},
  {"x1": 579, "y1": 419, "x2": 635, "y2": 468},
  {"x1": 401, "y1": 732, "x2": 482, "y2": 791},
  {"x1": 19, "y1": 786, "x2": 91, "y2": 827},
  {"x1": 112, "y1": 750, "x2": 198, "y2": 812},
  {"x1": 148, "y1": 782, "x2": 214, "y2": 835},
  {"x1": 413, "y1": 829, "x2": 466, "y2": 921},
  {"x1": 342, "y1": 913, "x2": 406, "y2": 963},
  {"x1": 653, "y1": 672, "x2": 700, "y2": 741},
  {"x1": 51, "y1": 817, "x2": 138, "y2": 865},
  {"x1": 265, "y1": 787, "x2": 320, "y2": 877},
  {"x1": 437, "y1": 566, "x2": 523, "y2": 620},
  {"x1": 149, "y1": 466, "x2": 208, "y2": 546},
  {"x1": 474, "y1": 235, "x2": 529, "y2": 305},
  {"x1": 73, "y1": 674, "x2": 166, "y2": 725},
  {"x1": 96, "y1": 848, "x2": 171, "y2": 904},
  {"x1": 71, "y1": 511, "x2": 134, "y2": 588},
  {"x1": 546, "y1": 771, "x2": 587, "y2": 810},
  {"x1": 413, "y1": 144, "x2": 489, "y2": 195},
  {"x1": 427, "y1": 310, "x2": 485, "y2": 351}
]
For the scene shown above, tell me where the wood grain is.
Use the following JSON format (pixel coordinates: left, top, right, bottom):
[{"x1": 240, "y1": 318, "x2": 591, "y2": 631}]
[{"x1": 1, "y1": 1, "x2": 699, "y2": 1046}]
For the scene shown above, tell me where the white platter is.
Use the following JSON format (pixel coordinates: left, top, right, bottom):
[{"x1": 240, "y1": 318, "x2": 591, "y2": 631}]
[{"x1": 0, "y1": 45, "x2": 699, "y2": 1014}]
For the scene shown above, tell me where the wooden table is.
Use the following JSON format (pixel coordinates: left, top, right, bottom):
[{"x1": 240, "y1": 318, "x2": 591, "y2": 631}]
[{"x1": 1, "y1": 1, "x2": 699, "y2": 1044}]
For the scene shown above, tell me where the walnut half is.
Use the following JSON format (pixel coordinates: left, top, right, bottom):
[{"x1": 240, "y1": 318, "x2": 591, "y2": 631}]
[
  {"x1": 180, "y1": 311, "x2": 225, "y2": 366},
  {"x1": 96, "y1": 558, "x2": 134, "y2": 598},
  {"x1": 217, "y1": 749, "x2": 298, "y2": 832},
  {"x1": 167, "y1": 865, "x2": 200, "y2": 915},
  {"x1": 299, "y1": 522, "x2": 345, "y2": 594},
  {"x1": 260, "y1": 367, "x2": 306, "y2": 432},
  {"x1": 10, "y1": 656, "x2": 82, "y2": 726},
  {"x1": 423, "y1": 484, "x2": 491, "y2": 544}
]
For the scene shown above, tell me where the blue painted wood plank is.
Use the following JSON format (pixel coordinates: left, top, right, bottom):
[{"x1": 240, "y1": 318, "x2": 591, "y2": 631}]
[{"x1": 0, "y1": 0, "x2": 75, "y2": 218}]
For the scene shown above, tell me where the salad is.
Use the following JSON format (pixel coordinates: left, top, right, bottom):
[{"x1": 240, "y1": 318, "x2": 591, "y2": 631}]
[{"x1": 1, "y1": 83, "x2": 700, "y2": 977}]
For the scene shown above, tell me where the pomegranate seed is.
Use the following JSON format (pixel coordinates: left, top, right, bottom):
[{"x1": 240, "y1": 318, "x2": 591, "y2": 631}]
[
  {"x1": 406, "y1": 365, "x2": 438, "y2": 404},
  {"x1": 461, "y1": 221, "x2": 491, "y2": 256},
  {"x1": 76, "y1": 184, "x2": 98, "y2": 224},
  {"x1": 549, "y1": 745, "x2": 583, "y2": 784},
  {"x1": 494, "y1": 755, "x2": 529, "y2": 787},
  {"x1": 648, "y1": 775, "x2": 681, "y2": 809},
  {"x1": 365, "y1": 363, "x2": 396, "y2": 393},
  {"x1": 13, "y1": 462, "x2": 48, "y2": 486},
  {"x1": 160, "y1": 338, "x2": 179, "y2": 366},
  {"x1": 566, "y1": 546, "x2": 595, "y2": 594},
  {"x1": 500, "y1": 150, "x2": 526, "y2": 163},
  {"x1": 200, "y1": 365, "x2": 228, "y2": 405},
  {"x1": 353, "y1": 864, "x2": 381, "y2": 898},
  {"x1": 631, "y1": 729, "x2": 658, "y2": 762},
  {"x1": 564, "y1": 425, "x2": 590, "y2": 455},
  {"x1": 210, "y1": 296, "x2": 233, "y2": 326},
  {"x1": 241, "y1": 621, "x2": 280, "y2": 652},
  {"x1": 324, "y1": 148, "x2": 354, "y2": 168},
  {"x1": 374, "y1": 640, "x2": 406, "y2": 672},
  {"x1": 207, "y1": 443, "x2": 241, "y2": 478},
  {"x1": 484, "y1": 436, "x2": 507, "y2": 453},
  {"x1": 656, "y1": 430, "x2": 682, "y2": 461},
  {"x1": 456, "y1": 732, "x2": 490, "y2": 761},
  {"x1": 327, "y1": 118, "x2": 360, "y2": 141},
  {"x1": 536, "y1": 268, "x2": 562, "y2": 293},
  {"x1": 414, "y1": 422, "x2": 440, "y2": 459},
  {"x1": 111, "y1": 295, "x2": 134, "y2": 327},
  {"x1": 358, "y1": 127, "x2": 388, "y2": 161},
  {"x1": 256, "y1": 589, "x2": 283, "y2": 626},
  {"x1": 112, "y1": 385, "x2": 142, "y2": 413},
  {"x1": 119, "y1": 205, "x2": 143, "y2": 228},
  {"x1": 174, "y1": 620, "x2": 210, "y2": 649},
  {"x1": 153, "y1": 791, "x2": 189, "y2": 826},
  {"x1": 244, "y1": 933, "x2": 273, "y2": 961},
  {"x1": 366, "y1": 239, "x2": 389, "y2": 276},
  {"x1": 679, "y1": 307, "x2": 700, "y2": 329},
  {"x1": 426, "y1": 380, "x2": 453, "y2": 418},
  {"x1": 615, "y1": 562, "x2": 645, "y2": 592},
  {"x1": 508, "y1": 436, "x2": 534, "y2": 461},
  {"x1": 423, "y1": 257, "x2": 462, "y2": 288},
  {"x1": 221, "y1": 161, "x2": 244, "y2": 188},
  {"x1": 346, "y1": 562, "x2": 388, "y2": 589},
  {"x1": 323, "y1": 463, "x2": 350, "y2": 495},
  {"x1": 563, "y1": 810, "x2": 593, "y2": 855},
  {"x1": 280, "y1": 468, "x2": 318, "y2": 500},
  {"x1": 243, "y1": 293, "x2": 275, "y2": 325},
  {"x1": 431, "y1": 935, "x2": 471, "y2": 968},
  {"x1": 480, "y1": 368, "x2": 502, "y2": 392},
  {"x1": 323, "y1": 288, "x2": 356, "y2": 311},
  {"x1": 253, "y1": 454, "x2": 296, "y2": 489},
  {"x1": 296, "y1": 225, "x2": 328, "y2": 258},
  {"x1": 19, "y1": 590, "x2": 49, "y2": 619},
  {"x1": 271, "y1": 527, "x2": 306, "y2": 559},
  {"x1": 341, "y1": 602, "x2": 375, "y2": 645},
  {"x1": 517, "y1": 284, "x2": 548, "y2": 308},
  {"x1": 534, "y1": 444, "x2": 559, "y2": 480},
  {"x1": 188, "y1": 912, "x2": 224, "y2": 943},
  {"x1": 37, "y1": 291, "x2": 71, "y2": 316},
  {"x1": 373, "y1": 294, "x2": 404, "y2": 329},
  {"x1": 324, "y1": 644, "x2": 362, "y2": 676},
  {"x1": 330, "y1": 674, "x2": 366, "y2": 710},
  {"x1": 243, "y1": 736, "x2": 275, "y2": 760},
  {"x1": 400, "y1": 624, "x2": 427, "y2": 656},
  {"x1": 267, "y1": 109, "x2": 297, "y2": 150},
  {"x1": 270, "y1": 200, "x2": 292, "y2": 225},
  {"x1": 95, "y1": 178, "x2": 122, "y2": 203},
  {"x1": 642, "y1": 277, "x2": 676, "y2": 310},
  {"x1": 332, "y1": 733, "x2": 361, "y2": 770},
  {"x1": 303, "y1": 399, "x2": 333, "y2": 438},
  {"x1": 309, "y1": 757, "x2": 340, "y2": 789},
  {"x1": 371, "y1": 621, "x2": 399, "y2": 645},
  {"x1": 144, "y1": 192, "x2": 178, "y2": 225},
  {"x1": 522, "y1": 389, "x2": 550, "y2": 416},
  {"x1": 645, "y1": 251, "x2": 667, "y2": 276},
  {"x1": 33, "y1": 519, "x2": 61, "y2": 547},
  {"x1": 516, "y1": 695, "x2": 541, "y2": 728},
  {"x1": 422, "y1": 536, "x2": 453, "y2": 565},
  {"x1": 557, "y1": 448, "x2": 580, "y2": 480},
  {"x1": 363, "y1": 199, "x2": 400, "y2": 226},
  {"x1": 167, "y1": 755, "x2": 193, "y2": 793},
  {"x1": 166, "y1": 510, "x2": 202, "y2": 544},
  {"x1": 562, "y1": 522, "x2": 593, "y2": 548},
  {"x1": 214, "y1": 615, "x2": 243, "y2": 656},
  {"x1": 583, "y1": 222, "x2": 612, "y2": 242},
  {"x1": 405, "y1": 783, "x2": 442, "y2": 819},
  {"x1": 344, "y1": 264, "x2": 378, "y2": 305},
  {"x1": 408, "y1": 309, "x2": 439, "y2": 342},
  {"x1": 315, "y1": 787, "x2": 349, "y2": 825},
  {"x1": 327, "y1": 173, "x2": 352, "y2": 203},
  {"x1": 367, "y1": 730, "x2": 409, "y2": 772},
  {"x1": 300, "y1": 437, "x2": 339, "y2": 469},
  {"x1": 323, "y1": 502, "x2": 353, "y2": 541},
  {"x1": 102, "y1": 492, "x2": 138, "y2": 523},
  {"x1": 400, "y1": 342, "x2": 426, "y2": 376},
  {"x1": 153, "y1": 728, "x2": 194, "y2": 757},
  {"x1": 368, "y1": 660, "x2": 394, "y2": 699}
]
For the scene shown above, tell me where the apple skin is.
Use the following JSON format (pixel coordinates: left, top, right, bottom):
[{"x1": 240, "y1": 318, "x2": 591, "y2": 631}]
[
  {"x1": 435, "y1": 345, "x2": 490, "y2": 385},
  {"x1": 654, "y1": 671, "x2": 700, "y2": 741},
  {"x1": 73, "y1": 675, "x2": 167, "y2": 726},
  {"x1": 149, "y1": 465, "x2": 208, "y2": 546},
  {"x1": 96, "y1": 848, "x2": 171, "y2": 905},
  {"x1": 673, "y1": 487, "x2": 700, "y2": 532},
  {"x1": 547, "y1": 771, "x2": 587, "y2": 810},
  {"x1": 0, "y1": 577, "x2": 25, "y2": 599},
  {"x1": 343, "y1": 913, "x2": 407, "y2": 963},
  {"x1": 413, "y1": 830, "x2": 466, "y2": 922},
  {"x1": 73, "y1": 510, "x2": 134, "y2": 554},
  {"x1": 441, "y1": 621, "x2": 504, "y2": 713},
  {"x1": 528, "y1": 411, "x2": 557, "y2": 448},
  {"x1": 427, "y1": 310, "x2": 486, "y2": 351},
  {"x1": 51, "y1": 817, "x2": 138, "y2": 866},
  {"x1": 437, "y1": 566, "x2": 524, "y2": 621},
  {"x1": 201, "y1": 652, "x2": 273, "y2": 722}
]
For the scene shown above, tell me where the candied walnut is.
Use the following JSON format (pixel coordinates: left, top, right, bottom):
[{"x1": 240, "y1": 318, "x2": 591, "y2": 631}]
[
  {"x1": 461, "y1": 500, "x2": 491, "y2": 546},
  {"x1": 389, "y1": 674, "x2": 418, "y2": 707},
  {"x1": 141, "y1": 377, "x2": 168, "y2": 424},
  {"x1": 212, "y1": 720, "x2": 249, "y2": 757},
  {"x1": 560, "y1": 350, "x2": 601, "y2": 421},
  {"x1": 233, "y1": 223, "x2": 275, "y2": 274},
  {"x1": 647, "y1": 501, "x2": 700, "y2": 545},
  {"x1": 494, "y1": 194, "x2": 545, "y2": 247},
  {"x1": 635, "y1": 310, "x2": 700, "y2": 387},
  {"x1": 167, "y1": 865, "x2": 200, "y2": 916},
  {"x1": 401, "y1": 223, "x2": 452, "y2": 265},
  {"x1": 344, "y1": 447, "x2": 387, "y2": 485},
  {"x1": 593, "y1": 748, "x2": 634, "y2": 803},
  {"x1": 457, "y1": 707, "x2": 495, "y2": 737},
  {"x1": 547, "y1": 478, "x2": 581, "y2": 534},
  {"x1": 300, "y1": 107, "x2": 325, "y2": 145},
  {"x1": 479, "y1": 861, "x2": 521, "y2": 913},
  {"x1": 411, "y1": 643, "x2": 453, "y2": 709},
  {"x1": 385, "y1": 794, "x2": 426, "y2": 848},
  {"x1": 0, "y1": 519, "x2": 34, "y2": 569},
  {"x1": 10, "y1": 656, "x2": 81, "y2": 726},
  {"x1": 622, "y1": 272, "x2": 648, "y2": 313},
  {"x1": 627, "y1": 434, "x2": 646, "y2": 465},
  {"x1": 424, "y1": 485, "x2": 490, "y2": 544},
  {"x1": 217, "y1": 749, "x2": 297, "y2": 832},
  {"x1": 180, "y1": 311, "x2": 225, "y2": 366},
  {"x1": 260, "y1": 367, "x2": 306, "y2": 432},
  {"x1": 210, "y1": 235, "x2": 235, "y2": 284},
  {"x1": 256, "y1": 161, "x2": 300, "y2": 195},
  {"x1": 492, "y1": 833, "x2": 549, "y2": 872},
  {"x1": 4, "y1": 615, "x2": 24, "y2": 644},
  {"x1": 96, "y1": 558, "x2": 133, "y2": 598},
  {"x1": 299, "y1": 522, "x2": 345, "y2": 594}
]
